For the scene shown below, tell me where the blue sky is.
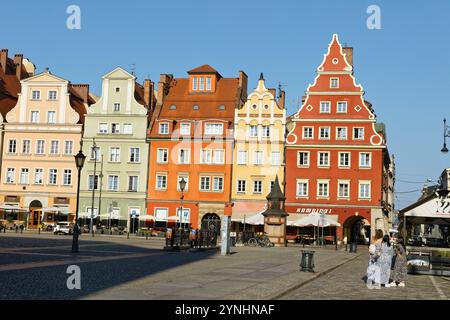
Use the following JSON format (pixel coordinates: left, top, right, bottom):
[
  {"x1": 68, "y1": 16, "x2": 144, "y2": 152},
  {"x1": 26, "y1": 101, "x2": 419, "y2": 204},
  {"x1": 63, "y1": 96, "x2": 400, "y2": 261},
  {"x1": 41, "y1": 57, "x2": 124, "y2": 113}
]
[{"x1": 2, "y1": 0, "x2": 450, "y2": 209}]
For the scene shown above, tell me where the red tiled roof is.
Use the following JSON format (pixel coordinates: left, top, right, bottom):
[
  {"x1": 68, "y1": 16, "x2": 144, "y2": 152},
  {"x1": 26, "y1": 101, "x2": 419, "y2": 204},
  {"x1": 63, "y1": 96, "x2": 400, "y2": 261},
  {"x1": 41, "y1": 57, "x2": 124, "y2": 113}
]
[
  {"x1": 0, "y1": 68, "x2": 21, "y2": 119},
  {"x1": 187, "y1": 64, "x2": 220, "y2": 75}
]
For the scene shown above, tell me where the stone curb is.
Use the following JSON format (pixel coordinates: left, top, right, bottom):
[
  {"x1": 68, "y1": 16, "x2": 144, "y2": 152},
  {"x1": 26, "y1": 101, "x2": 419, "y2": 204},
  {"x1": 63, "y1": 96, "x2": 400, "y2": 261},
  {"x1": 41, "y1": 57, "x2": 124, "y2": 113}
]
[{"x1": 270, "y1": 252, "x2": 364, "y2": 300}]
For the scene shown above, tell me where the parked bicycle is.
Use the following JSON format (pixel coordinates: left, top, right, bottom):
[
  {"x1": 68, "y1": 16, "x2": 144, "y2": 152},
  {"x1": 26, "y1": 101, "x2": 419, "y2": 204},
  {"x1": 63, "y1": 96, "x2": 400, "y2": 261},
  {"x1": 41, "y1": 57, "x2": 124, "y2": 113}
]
[{"x1": 247, "y1": 233, "x2": 274, "y2": 247}]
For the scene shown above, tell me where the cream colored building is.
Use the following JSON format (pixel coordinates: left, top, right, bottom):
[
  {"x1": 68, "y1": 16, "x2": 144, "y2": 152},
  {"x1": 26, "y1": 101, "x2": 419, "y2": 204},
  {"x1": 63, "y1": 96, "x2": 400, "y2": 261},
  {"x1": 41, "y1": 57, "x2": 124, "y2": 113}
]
[
  {"x1": 0, "y1": 70, "x2": 92, "y2": 228},
  {"x1": 232, "y1": 74, "x2": 286, "y2": 220}
]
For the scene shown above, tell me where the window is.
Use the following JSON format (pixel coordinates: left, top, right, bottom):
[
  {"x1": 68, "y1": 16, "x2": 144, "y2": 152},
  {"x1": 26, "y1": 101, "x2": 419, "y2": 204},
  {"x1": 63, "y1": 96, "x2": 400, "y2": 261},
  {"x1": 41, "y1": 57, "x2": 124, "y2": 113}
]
[
  {"x1": 205, "y1": 123, "x2": 223, "y2": 135},
  {"x1": 47, "y1": 89, "x2": 58, "y2": 101},
  {"x1": 206, "y1": 77, "x2": 212, "y2": 90},
  {"x1": 31, "y1": 111, "x2": 39, "y2": 123},
  {"x1": 31, "y1": 90, "x2": 40, "y2": 100},
  {"x1": 271, "y1": 152, "x2": 281, "y2": 166},
  {"x1": 63, "y1": 169, "x2": 72, "y2": 185},
  {"x1": 320, "y1": 101, "x2": 331, "y2": 113},
  {"x1": 319, "y1": 127, "x2": 330, "y2": 139},
  {"x1": 253, "y1": 181, "x2": 263, "y2": 194},
  {"x1": 111, "y1": 123, "x2": 120, "y2": 134},
  {"x1": 303, "y1": 127, "x2": 313, "y2": 139},
  {"x1": 155, "y1": 208, "x2": 168, "y2": 221},
  {"x1": 330, "y1": 78, "x2": 339, "y2": 88},
  {"x1": 50, "y1": 140, "x2": 59, "y2": 155},
  {"x1": 297, "y1": 180, "x2": 308, "y2": 197},
  {"x1": 90, "y1": 146, "x2": 100, "y2": 161},
  {"x1": 47, "y1": 111, "x2": 56, "y2": 124},
  {"x1": 237, "y1": 151, "x2": 247, "y2": 165},
  {"x1": 20, "y1": 168, "x2": 29, "y2": 184},
  {"x1": 200, "y1": 149, "x2": 212, "y2": 164},
  {"x1": 297, "y1": 152, "x2": 310, "y2": 167},
  {"x1": 6, "y1": 168, "x2": 15, "y2": 184},
  {"x1": 213, "y1": 149, "x2": 224, "y2": 164},
  {"x1": 64, "y1": 141, "x2": 73, "y2": 156},
  {"x1": 129, "y1": 148, "x2": 140, "y2": 163},
  {"x1": 318, "y1": 152, "x2": 330, "y2": 167},
  {"x1": 177, "y1": 176, "x2": 189, "y2": 191},
  {"x1": 336, "y1": 127, "x2": 348, "y2": 140},
  {"x1": 213, "y1": 177, "x2": 224, "y2": 191},
  {"x1": 262, "y1": 126, "x2": 270, "y2": 138},
  {"x1": 253, "y1": 151, "x2": 264, "y2": 165},
  {"x1": 36, "y1": 140, "x2": 45, "y2": 154},
  {"x1": 180, "y1": 123, "x2": 191, "y2": 135},
  {"x1": 109, "y1": 147, "x2": 121, "y2": 162},
  {"x1": 317, "y1": 181, "x2": 329, "y2": 198},
  {"x1": 34, "y1": 168, "x2": 43, "y2": 184},
  {"x1": 237, "y1": 180, "x2": 246, "y2": 193},
  {"x1": 113, "y1": 103, "x2": 121, "y2": 112},
  {"x1": 353, "y1": 128, "x2": 364, "y2": 140},
  {"x1": 159, "y1": 123, "x2": 169, "y2": 134},
  {"x1": 200, "y1": 176, "x2": 211, "y2": 191},
  {"x1": 49, "y1": 169, "x2": 58, "y2": 185},
  {"x1": 157, "y1": 149, "x2": 168, "y2": 163},
  {"x1": 192, "y1": 77, "x2": 198, "y2": 90},
  {"x1": 8, "y1": 140, "x2": 17, "y2": 154},
  {"x1": 339, "y1": 152, "x2": 350, "y2": 167},
  {"x1": 360, "y1": 153, "x2": 371, "y2": 168},
  {"x1": 88, "y1": 175, "x2": 99, "y2": 190},
  {"x1": 123, "y1": 124, "x2": 133, "y2": 134},
  {"x1": 169, "y1": 105, "x2": 177, "y2": 110},
  {"x1": 359, "y1": 182, "x2": 371, "y2": 199},
  {"x1": 178, "y1": 148, "x2": 190, "y2": 164},
  {"x1": 337, "y1": 101, "x2": 347, "y2": 113},
  {"x1": 128, "y1": 176, "x2": 138, "y2": 192},
  {"x1": 177, "y1": 208, "x2": 190, "y2": 223},
  {"x1": 338, "y1": 181, "x2": 350, "y2": 198},
  {"x1": 115, "y1": 87, "x2": 120, "y2": 93},
  {"x1": 199, "y1": 77, "x2": 204, "y2": 90},
  {"x1": 250, "y1": 125, "x2": 258, "y2": 137},
  {"x1": 193, "y1": 105, "x2": 199, "y2": 110},
  {"x1": 22, "y1": 140, "x2": 31, "y2": 154},
  {"x1": 99, "y1": 123, "x2": 108, "y2": 134},
  {"x1": 156, "y1": 175, "x2": 167, "y2": 190},
  {"x1": 108, "y1": 175, "x2": 119, "y2": 191}
]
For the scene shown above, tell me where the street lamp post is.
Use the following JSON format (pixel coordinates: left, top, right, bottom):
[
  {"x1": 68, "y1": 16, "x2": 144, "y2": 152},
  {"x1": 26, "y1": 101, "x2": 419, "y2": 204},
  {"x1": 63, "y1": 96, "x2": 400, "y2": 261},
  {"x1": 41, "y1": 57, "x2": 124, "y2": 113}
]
[
  {"x1": 441, "y1": 118, "x2": 450, "y2": 154},
  {"x1": 90, "y1": 138, "x2": 98, "y2": 237},
  {"x1": 179, "y1": 178, "x2": 187, "y2": 247},
  {"x1": 72, "y1": 146, "x2": 86, "y2": 253},
  {"x1": 98, "y1": 155, "x2": 104, "y2": 229}
]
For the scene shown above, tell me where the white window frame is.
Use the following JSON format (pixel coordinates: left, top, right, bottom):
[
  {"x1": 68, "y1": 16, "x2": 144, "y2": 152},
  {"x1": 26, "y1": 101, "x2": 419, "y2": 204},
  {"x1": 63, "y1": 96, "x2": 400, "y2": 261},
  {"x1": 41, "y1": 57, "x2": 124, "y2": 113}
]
[
  {"x1": 192, "y1": 77, "x2": 198, "y2": 91},
  {"x1": 99, "y1": 123, "x2": 108, "y2": 134},
  {"x1": 5, "y1": 168, "x2": 15, "y2": 184},
  {"x1": 250, "y1": 125, "x2": 258, "y2": 138},
  {"x1": 156, "y1": 174, "x2": 167, "y2": 190},
  {"x1": 30, "y1": 111, "x2": 39, "y2": 123},
  {"x1": 213, "y1": 149, "x2": 225, "y2": 164},
  {"x1": 123, "y1": 123, "x2": 133, "y2": 135},
  {"x1": 359, "y1": 181, "x2": 372, "y2": 199},
  {"x1": 108, "y1": 175, "x2": 119, "y2": 191},
  {"x1": 297, "y1": 151, "x2": 310, "y2": 167},
  {"x1": 359, "y1": 152, "x2": 372, "y2": 168},
  {"x1": 338, "y1": 152, "x2": 351, "y2": 168},
  {"x1": 319, "y1": 127, "x2": 330, "y2": 140},
  {"x1": 157, "y1": 148, "x2": 169, "y2": 164},
  {"x1": 180, "y1": 123, "x2": 191, "y2": 135},
  {"x1": 154, "y1": 208, "x2": 168, "y2": 221},
  {"x1": 129, "y1": 147, "x2": 140, "y2": 163},
  {"x1": 111, "y1": 123, "x2": 121, "y2": 134},
  {"x1": 320, "y1": 101, "x2": 331, "y2": 113},
  {"x1": 49, "y1": 140, "x2": 59, "y2": 155},
  {"x1": 34, "y1": 168, "x2": 44, "y2": 185},
  {"x1": 63, "y1": 169, "x2": 72, "y2": 186},
  {"x1": 317, "y1": 152, "x2": 330, "y2": 168},
  {"x1": 88, "y1": 175, "x2": 99, "y2": 190},
  {"x1": 109, "y1": 147, "x2": 121, "y2": 163},
  {"x1": 64, "y1": 140, "x2": 74, "y2": 156},
  {"x1": 198, "y1": 77, "x2": 205, "y2": 90},
  {"x1": 237, "y1": 150, "x2": 247, "y2": 165},
  {"x1": 237, "y1": 179, "x2": 246, "y2": 193},
  {"x1": 296, "y1": 179, "x2": 309, "y2": 197},
  {"x1": 253, "y1": 180, "x2": 263, "y2": 194},
  {"x1": 302, "y1": 126, "x2": 314, "y2": 139},
  {"x1": 330, "y1": 78, "x2": 339, "y2": 89},
  {"x1": 253, "y1": 150, "x2": 264, "y2": 165},
  {"x1": 204, "y1": 123, "x2": 223, "y2": 135},
  {"x1": 353, "y1": 127, "x2": 364, "y2": 140},
  {"x1": 262, "y1": 125, "x2": 270, "y2": 138},
  {"x1": 48, "y1": 90, "x2": 57, "y2": 101},
  {"x1": 337, "y1": 101, "x2": 347, "y2": 113},
  {"x1": 36, "y1": 140, "x2": 45, "y2": 155},
  {"x1": 128, "y1": 176, "x2": 139, "y2": 192},
  {"x1": 200, "y1": 149, "x2": 212, "y2": 164},
  {"x1": 317, "y1": 180, "x2": 330, "y2": 198},
  {"x1": 271, "y1": 151, "x2": 281, "y2": 166},
  {"x1": 338, "y1": 180, "x2": 350, "y2": 199},
  {"x1": 19, "y1": 168, "x2": 29, "y2": 185},
  {"x1": 336, "y1": 127, "x2": 348, "y2": 140},
  {"x1": 31, "y1": 90, "x2": 41, "y2": 100},
  {"x1": 113, "y1": 103, "x2": 121, "y2": 112},
  {"x1": 22, "y1": 140, "x2": 31, "y2": 154},
  {"x1": 178, "y1": 148, "x2": 191, "y2": 164},
  {"x1": 158, "y1": 122, "x2": 169, "y2": 135},
  {"x1": 205, "y1": 77, "x2": 212, "y2": 90},
  {"x1": 213, "y1": 176, "x2": 224, "y2": 192},
  {"x1": 199, "y1": 176, "x2": 211, "y2": 191},
  {"x1": 47, "y1": 111, "x2": 56, "y2": 124},
  {"x1": 48, "y1": 169, "x2": 58, "y2": 185}
]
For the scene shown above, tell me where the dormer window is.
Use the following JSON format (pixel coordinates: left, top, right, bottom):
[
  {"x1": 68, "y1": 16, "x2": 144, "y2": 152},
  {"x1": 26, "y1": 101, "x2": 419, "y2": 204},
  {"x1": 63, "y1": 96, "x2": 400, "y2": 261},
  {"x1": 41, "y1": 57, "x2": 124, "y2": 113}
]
[
  {"x1": 193, "y1": 105, "x2": 199, "y2": 110},
  {"x1": 159, "y1": 123, "x2": 169, "y2": 135},
  {"x1": 113, "y1": 103, "x2": 121, "y2": 112},
  {"x1": 199, "y1": 77, "x2": 204, "y2": 90},
  {"x1": 218, "y1": 105, "x2": 225, "y2": 111},
  {"x1": 330, "y1": 78, "x2": 339, "y2": 88},
  {"x1": 192, "y1": 76, "x2": 213, "y2": 92},
  {"x1": 192, "y1": 78, "x2": 198, "y2": 91},
  {"x1": 169, "y1": 105, "x2": 177, "y2": 110},
  {"x1": 206, "y1": 77, "x2": 212, "y2": 90}
]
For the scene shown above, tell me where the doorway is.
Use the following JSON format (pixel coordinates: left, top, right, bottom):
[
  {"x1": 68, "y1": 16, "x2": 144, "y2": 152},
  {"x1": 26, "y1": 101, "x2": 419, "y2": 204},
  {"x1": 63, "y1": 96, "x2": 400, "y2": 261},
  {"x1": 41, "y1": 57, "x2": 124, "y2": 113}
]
[{"x1": 29, "y1": 200, "x2": 43, "y2": 228}]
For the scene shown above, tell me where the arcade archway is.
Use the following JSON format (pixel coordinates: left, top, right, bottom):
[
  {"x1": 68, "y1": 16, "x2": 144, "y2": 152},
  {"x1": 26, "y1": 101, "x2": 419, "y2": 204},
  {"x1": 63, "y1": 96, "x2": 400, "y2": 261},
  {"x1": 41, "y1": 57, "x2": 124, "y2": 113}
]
[
  {"x1": 29, "y1": 200, "x2": 43, "y2": 228},
  {"x1": 343, "y1": 215, "x2": 370, "y2": 244}
]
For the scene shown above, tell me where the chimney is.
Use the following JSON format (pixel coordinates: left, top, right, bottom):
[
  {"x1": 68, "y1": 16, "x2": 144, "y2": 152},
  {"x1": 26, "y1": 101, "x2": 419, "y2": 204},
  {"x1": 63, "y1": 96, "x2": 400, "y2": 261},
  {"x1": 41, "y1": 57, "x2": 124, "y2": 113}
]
[
  {"x1": 14, "y1": 54, "x2": 23, "y2": 80},
  {"x1": 157, "y1": 74, "x2": 172, "y2": 105},
  {"x1": 343, "y1": 47, "x2": 353, "y2": 68},
  {"x1": 278, "y1": 90, "x2": 286, "y2": 109},
  {"x1": 143, "y1": 79, "x2": 154, "y2": 110},
  {"x1": 70, "y1": 84, "x2": 90, "y2": 103},
  {"x1": 238, "y1": 70, "x2": 248, "y2": 102},
  {"x1": 0, "y1": 49, "x2": 8, "y2": 73}
]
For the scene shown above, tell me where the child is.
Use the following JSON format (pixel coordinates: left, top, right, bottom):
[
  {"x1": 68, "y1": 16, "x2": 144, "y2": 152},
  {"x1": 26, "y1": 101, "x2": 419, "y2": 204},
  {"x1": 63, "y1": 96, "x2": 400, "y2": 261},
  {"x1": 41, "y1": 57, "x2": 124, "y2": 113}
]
[{"x1": 387, "y1": 236, "x2": 407, "y2": 287}]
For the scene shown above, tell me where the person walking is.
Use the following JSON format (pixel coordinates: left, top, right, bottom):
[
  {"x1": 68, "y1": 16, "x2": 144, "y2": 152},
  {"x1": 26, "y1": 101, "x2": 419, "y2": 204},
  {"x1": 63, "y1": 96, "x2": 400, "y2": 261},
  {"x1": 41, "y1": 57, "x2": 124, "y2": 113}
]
[
  {"x1": 379, "y1": 234, "x2": 394, "y2": 287},
  {"x1": 366, "y1": 229, "x2": 383, "y2": 289},
  {"x1": 387, "y1": 236, "x2": 407, "y2": 287}
]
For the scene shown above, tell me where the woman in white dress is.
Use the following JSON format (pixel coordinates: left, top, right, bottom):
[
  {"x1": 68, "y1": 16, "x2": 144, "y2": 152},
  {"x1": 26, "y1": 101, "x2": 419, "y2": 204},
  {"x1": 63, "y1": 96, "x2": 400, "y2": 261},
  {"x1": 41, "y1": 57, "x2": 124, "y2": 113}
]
[{"x1": 366, "y1": 229, "x2": 383, "y2": 289}]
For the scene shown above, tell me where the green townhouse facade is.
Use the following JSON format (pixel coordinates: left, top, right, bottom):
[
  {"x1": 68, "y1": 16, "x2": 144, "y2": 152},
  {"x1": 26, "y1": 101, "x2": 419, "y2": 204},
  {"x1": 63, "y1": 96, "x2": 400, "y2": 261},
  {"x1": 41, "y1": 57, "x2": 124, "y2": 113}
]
[{"x1": 79, "y1": 67, "x2": 155, "y2": 232}]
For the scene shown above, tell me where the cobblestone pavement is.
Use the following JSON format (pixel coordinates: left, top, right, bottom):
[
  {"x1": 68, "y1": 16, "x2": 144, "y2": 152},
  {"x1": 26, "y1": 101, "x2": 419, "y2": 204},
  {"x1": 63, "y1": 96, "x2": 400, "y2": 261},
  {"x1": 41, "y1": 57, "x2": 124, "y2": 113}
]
[
  {"x1": 0, "y1": 233, "x2": 359, "y2": 300},
  {"x1": 282, "y1": 254, "x2": 450, "y2": 300}
]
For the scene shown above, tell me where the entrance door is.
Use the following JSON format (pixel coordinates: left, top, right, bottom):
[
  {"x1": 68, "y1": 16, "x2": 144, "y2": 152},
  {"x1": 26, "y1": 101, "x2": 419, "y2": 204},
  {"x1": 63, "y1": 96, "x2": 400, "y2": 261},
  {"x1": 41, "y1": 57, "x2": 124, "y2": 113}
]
[
  {"x1": 29, "y1": 200, "x2": 43, "y2": 228},
  {"x1": 201, "y1": 213, "x2": 221, "y2": 245}
]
